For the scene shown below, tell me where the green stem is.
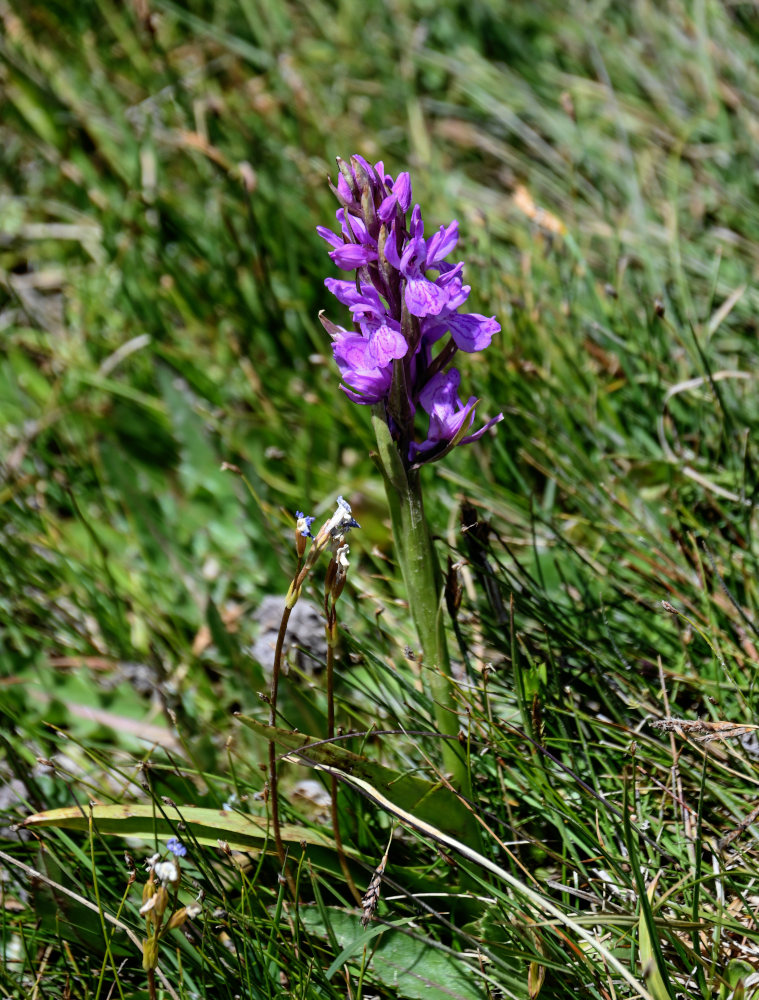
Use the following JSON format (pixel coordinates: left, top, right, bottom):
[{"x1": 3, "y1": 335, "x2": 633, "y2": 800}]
[
  {"x1": 371, "y1": 408, "x2": 471, "y2": 801},
  {"x1": 268, "y1": 605, "x2": 297, "y2": 897}
]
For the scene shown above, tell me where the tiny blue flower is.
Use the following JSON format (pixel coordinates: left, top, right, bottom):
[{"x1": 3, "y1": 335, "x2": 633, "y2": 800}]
[
  {"x1": 328, "y1": 496, "x2": 360, "y2": 540},
  {"x1": 296, "y1": 511, "x2": 315, "y2": 538},
  {"x1": 166, "y1": 836, "x2": 187, "y2": 858}
]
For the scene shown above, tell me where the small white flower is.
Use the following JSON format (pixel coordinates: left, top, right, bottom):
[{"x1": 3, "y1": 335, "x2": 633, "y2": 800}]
[
  {"x1": 327, "y1": 496, "x2": 360, "y2": 541},
  {"x1": 139, "y1": 894, "x2": 158, "y2": 915},
  {"x1": 153, "y1": 861, "x2": 179, "y2": 886}
]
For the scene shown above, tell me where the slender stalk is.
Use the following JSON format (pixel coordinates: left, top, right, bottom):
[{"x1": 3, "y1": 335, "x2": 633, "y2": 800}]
[
  {"x1": 267, "y1": 503, "x2": 357, "y2": 898},
  {"x1": 268, "y1": 605, "x2": 297, "y2": 897},
  {"x1": 371, "y1": 409, "x2": 472, "y2": 805},
  {"x1": 325, "y1": 582, "x2": 362, "y2": 905}
]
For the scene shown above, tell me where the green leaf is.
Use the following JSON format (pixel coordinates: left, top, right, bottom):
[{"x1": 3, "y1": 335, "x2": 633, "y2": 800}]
[
  {"x1": 236, "y1": 717, "x2": 476, "y2": 838},
  {"x1": 638, "y1": 876, "x2": 671, "y2": 1000},
  {"x1": 22, "y1": 802, "x2": 353, "y2": 859},
  {"x1": 301, "y1": 906, "x2": 487, "y2": 1000}
]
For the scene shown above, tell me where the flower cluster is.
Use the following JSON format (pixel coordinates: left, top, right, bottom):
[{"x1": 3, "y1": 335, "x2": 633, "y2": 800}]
[
  {"x1": 318, "y1": 155, "x2": 503, "y2": 465},
  {"x1": 288, "y1": 496, "x2": 359, "y2": 604},
  {"x1": 139, "y1": 838, "x2": 201, "y2": 974}
]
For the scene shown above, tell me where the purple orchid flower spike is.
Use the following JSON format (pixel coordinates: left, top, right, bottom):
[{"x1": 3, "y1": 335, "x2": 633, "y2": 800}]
[{"x1": 318, "y1": 154, "x2": 502, "y2": 465}]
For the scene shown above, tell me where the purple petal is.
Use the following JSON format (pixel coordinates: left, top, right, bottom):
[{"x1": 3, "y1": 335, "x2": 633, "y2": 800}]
[
  {"x1": 365, "y1": 323, "x2": 407, "y2": 367},
  {"x1": 329, "y1": 244, "x2": 378, "y2": 269},
  {"x1": 405, "y1": 275, "x2": 450, "y2": 317},
  {"x1": 338, "y1": 210, "x2": 371, "y2": 246},
  {"x1": 394, "y1": 173, "x2": 412, "y2": 211},
  {"x1": 419, "y1": 314, "x2": 450, "y2": 347},
  {"x1": 435, "y1": 263, "x2": 466, "y2": 291},
  {"x1": 447, "y1": 312, "x2": 500, "y2": 352},
  {"x1": 429, "y1": 397, "x2": 477, "y2": 446},
  {"x1": 382, "y1": 224, "x2": 403, "y2": 269},
  {"x1": 417, "y1": 370, "x2": 456, "y2": 416},
  {"x1": 460, "y1": 411, "x2": 504, "y2": 445},
  {"x1": 378, "y1": 194, "x2": 398, "y2": 223},
  {"x1": 419, "y1": 368, "x2": 462, "y2": 417},
  {"x1": 399, "y1": 235, "x2": 427, "y2": 277},
  {"x1": 317, "y1": 226, "x2": 343, "y2": 249},
  {"x1": 333, "y1": 333, "x2": 373, "y2": 373},
  {"x1": 341, "y1": 366, "x2": 392, "y2": 403},
  {"x1": 349, "y1": 284, "x2": 386, "y2": 318},
  {"x1": 325, "y1": 278, "x2": 366, "y2": 306},
  {"x1": 377, "y1": 172, "x2": 413, "y2": 222},
  {"x1": 425, "y1": 220, "x2": 459, "y2": 267},
  {"x1": 409, "y1": 204, "x2": 424, "y2": 239},
  {"x1": 442, "y1": 278, "x2": 470, "y2": 310},
  {"x1": 408, "y1": 399, "x2": 476, "y2": 462},
  {"x1": 336, "y1": 173, "x2": 356, "y2": 207}
]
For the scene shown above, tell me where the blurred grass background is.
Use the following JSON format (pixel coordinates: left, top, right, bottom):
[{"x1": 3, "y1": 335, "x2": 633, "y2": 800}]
[{"x1": 3, "y1": 1, "x2": 759, "y2": 997}]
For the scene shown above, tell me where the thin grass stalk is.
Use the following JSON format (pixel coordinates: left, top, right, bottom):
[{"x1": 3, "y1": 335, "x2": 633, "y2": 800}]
[
  {"x1": 324, "y1": 558, "x2": 362, "y2": 905},
  {"x1": 691, "y1": 758, "x2": 710, "y2": 998},
  {"x1": 268, "y1": 502, "x2": 358, "y2": 899},
  {"x1": 268, "y1": 606, "x2": 297, "y2": 897},
  {"x1": 87, "y1": 807, "x2": 127, "y2": 1000},
  {"x1": 316, "y1": 763, "x2": 655, "y2": 1000}
]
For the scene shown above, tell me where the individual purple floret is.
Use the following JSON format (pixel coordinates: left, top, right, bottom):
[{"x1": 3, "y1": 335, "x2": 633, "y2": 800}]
[
  {"x1": 318, "y1": 155, "x2": 502, "y2": 466},
  {"x1": 295, "y1": 511, "x2": 315, "y2": 538},
  {"x1": 166, "y1": 837, "x2": 187, "y2": 858}
]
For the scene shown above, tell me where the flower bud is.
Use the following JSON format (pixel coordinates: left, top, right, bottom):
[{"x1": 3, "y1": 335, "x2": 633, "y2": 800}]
[
  {"x1": 361, "y1": 183, "x2": 378, "y2": 239},
  {"x1": 331, "y1": 544, "x2": 349, "y2": 601},
  {"x1": 142, "y1": 936, "x2": 159, "y2": 972},
  {"x1": 295, "y1": 510, "x2": 315, "y2": 558},
  {"x1": 153, "y1": 885, "x2": 169, "y2": 921},
  {"x1": 141, "y1": 876, "x2": 156, "y2": 912},
  {"x1": 337, "y1": 156, "x2": 359, "y2": 201},
  {"x1": 166, "y1": 901, "x2": 202, "y2": 931},
  {"x1": 285, "y1": 580, "x2": 301, "y2": 609},
  {"x1": 165, "y1": 906, "x2": 188, "y2": 931}
]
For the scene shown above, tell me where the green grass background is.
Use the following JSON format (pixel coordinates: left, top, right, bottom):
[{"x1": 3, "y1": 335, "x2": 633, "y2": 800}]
[{"x1": 3, "y1": 1, "x2": 759, "y2": 998}]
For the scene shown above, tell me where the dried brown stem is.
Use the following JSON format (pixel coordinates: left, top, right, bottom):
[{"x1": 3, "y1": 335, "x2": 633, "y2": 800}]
[{"x1": 651, "y1": 717, "x2": 758, "y2": 744}]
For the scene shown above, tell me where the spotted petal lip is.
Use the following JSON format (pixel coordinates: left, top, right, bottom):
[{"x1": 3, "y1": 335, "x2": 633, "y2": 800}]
[{"x1": 404, "y1": 273, "x2": 450, "y2": 317}]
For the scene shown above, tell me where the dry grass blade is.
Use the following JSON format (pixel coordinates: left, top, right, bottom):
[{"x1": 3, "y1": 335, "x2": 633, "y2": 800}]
[
  {"x1": 718, "y1": 802, "x2": 759, "y2": 852},
  {"x1": 650, "y1": 718, "x2": 759, "y2": 744}
]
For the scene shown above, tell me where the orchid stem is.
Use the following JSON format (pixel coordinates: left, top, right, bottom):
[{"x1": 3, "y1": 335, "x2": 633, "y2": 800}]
[{"x1": 371, "y1": 409, "x2": 473, "y2": 811}]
